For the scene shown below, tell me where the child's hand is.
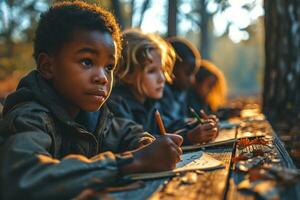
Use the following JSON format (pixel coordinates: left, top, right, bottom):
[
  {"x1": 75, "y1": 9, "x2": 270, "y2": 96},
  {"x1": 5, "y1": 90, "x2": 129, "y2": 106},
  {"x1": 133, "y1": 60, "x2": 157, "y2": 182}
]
[
  {"x1": 200, "y1": 109, "x2": 219, "y2": 125},
  {"x1": 121, "y1": 134, "x2": 183, "y2": 174},
  {"x1": 199, "y1": 109, "x2": 220, "y2": 134},
  {"x1": 187, "y1": 120, "x2": 219, "y2": 144}
]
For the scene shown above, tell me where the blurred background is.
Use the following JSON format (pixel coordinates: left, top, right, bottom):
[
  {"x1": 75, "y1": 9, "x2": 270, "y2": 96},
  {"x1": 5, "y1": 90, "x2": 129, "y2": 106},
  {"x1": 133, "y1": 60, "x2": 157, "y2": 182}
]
[
  {"x1": 0, "y1": 0, "x2": 264, "y2": 98},
  {"x1": 0, "y1": 0, "x2": 300, "y2": 165}
]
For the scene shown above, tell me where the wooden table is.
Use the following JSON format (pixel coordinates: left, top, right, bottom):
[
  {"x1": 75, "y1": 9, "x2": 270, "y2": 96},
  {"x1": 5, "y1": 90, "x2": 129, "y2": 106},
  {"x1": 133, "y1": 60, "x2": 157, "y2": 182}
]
[{"x1": 109, "y1": 111, "x2": 300, "y2": 200}]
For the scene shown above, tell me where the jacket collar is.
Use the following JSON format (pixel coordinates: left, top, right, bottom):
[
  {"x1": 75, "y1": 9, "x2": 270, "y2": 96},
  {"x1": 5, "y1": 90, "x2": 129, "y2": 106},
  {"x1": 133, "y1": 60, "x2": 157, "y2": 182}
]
[{"x1": 3, "y1": 70, "x2": 113, "y2": 134}]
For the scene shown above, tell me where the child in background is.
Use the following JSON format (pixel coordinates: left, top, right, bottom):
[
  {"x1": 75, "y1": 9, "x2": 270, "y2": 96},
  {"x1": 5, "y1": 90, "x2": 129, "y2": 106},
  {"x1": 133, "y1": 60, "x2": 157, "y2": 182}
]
[
  {"x1": 108, "y1": 29, "x2": 217, "y2": 145},
  {"x1": 0, "y1": 2, "x2": 183, "y2": 199},
  {"x1": 159, "y1": 37, "x2": 219, "y2": 143},
  {"x1": 108, "y1": 29, "x2": 175, "y2": 135},
  {"x1": 187, "y1": 60, "x2": 240, "y2": 120},
  {"x1": 159, "y1": 37, "x2": 200, "y2": 126}
]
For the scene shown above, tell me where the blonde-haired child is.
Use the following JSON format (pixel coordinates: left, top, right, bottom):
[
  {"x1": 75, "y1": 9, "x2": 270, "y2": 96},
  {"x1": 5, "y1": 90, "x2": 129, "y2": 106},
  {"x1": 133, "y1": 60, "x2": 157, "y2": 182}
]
[{"x1": 109, "y1": 30, "x2": 218, "y2": 145}]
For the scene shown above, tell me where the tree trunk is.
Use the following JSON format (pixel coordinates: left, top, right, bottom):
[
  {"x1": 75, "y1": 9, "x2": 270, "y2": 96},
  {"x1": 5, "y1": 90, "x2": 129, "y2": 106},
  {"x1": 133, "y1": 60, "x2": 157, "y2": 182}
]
[
  {"x1": 263, "y1": 0, "x2": 300, "y2": 123},
  {"x1": 167, "y1": 0, "x2": 177, "y2": 37},
  {"x1": 111, "y1": 0, "x2": 125, "y2": 29},
  {"x1": 137, "y1": 0, "x2": 151, "y2": 28},
  {"x1": 128, "y1": 0, "x2": 135, "y2": 27},
  {"x1": 199, "y1": 0, "x2": 211, "y2": 59}
]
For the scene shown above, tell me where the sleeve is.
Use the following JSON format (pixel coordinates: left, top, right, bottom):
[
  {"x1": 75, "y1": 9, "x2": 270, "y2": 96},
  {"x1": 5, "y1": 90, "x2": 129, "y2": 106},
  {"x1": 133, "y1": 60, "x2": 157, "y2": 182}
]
[
  {"x1": 106, "y1": 98, "x2": 155, "y2": 151},
  {"x1": 0, "y1": 110, "x2": 130, "y2": 200},
  {"x1": 112, "y1": 117, "x2": 155, "y2": 152}
]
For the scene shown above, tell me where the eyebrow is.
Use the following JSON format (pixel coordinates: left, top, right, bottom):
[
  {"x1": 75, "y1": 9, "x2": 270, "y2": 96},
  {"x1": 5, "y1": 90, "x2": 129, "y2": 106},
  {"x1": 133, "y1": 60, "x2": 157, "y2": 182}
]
[
  {"x1": 76, "y1": 47, "x2": 116, "y2": 63},
  {"x1": 76, "y1": 47, "x2": 116, "y2": 59},
  {"x1": 76, "y1": 47, "x2": 99, "y2": 55}
]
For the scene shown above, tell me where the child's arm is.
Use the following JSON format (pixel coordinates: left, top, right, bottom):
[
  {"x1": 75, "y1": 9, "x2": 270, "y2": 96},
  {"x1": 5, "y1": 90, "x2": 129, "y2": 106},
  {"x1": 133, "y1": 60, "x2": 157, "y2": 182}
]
[
  {"x1": 186, "y1": 120, "x2": 219, "y2": 144},
  {"x1": 0, "y1": 108, "x2": 182, "y2": 199},
  {"x1": 120, "y1": 134, "x2": 183, "y2": 174},
  {"x1": 170, "y1": 110, "x2": 219, "y2": 145},
  {"x1": 0, "y1": 111, "x2": 136, "y2": 199},
  {"x1": 111, "y1": 117, "x2": 155, "y2": 151},
  {"x1": 106, "y1": 98, "x2": 155, "y2": 149}
]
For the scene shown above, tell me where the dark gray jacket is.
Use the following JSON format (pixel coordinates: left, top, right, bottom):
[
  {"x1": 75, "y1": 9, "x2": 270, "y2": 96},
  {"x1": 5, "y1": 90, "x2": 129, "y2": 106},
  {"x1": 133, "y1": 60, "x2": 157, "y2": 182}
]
[{"x1": 0, "y1": 70, "x2": 154, "y2": 200}]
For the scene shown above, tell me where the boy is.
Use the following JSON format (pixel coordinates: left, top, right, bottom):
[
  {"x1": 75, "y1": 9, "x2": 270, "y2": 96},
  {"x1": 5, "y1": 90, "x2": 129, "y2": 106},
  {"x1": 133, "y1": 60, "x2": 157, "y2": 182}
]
[
  {"x1": 0, "y1": 1, "x2": 182, "y2": 199},
  {"x1": 159, "y1": 37, "x2": 219, "y2": 144},
  {"x1": 160, "y1": 37, "x2": 201, "y2": 124}
]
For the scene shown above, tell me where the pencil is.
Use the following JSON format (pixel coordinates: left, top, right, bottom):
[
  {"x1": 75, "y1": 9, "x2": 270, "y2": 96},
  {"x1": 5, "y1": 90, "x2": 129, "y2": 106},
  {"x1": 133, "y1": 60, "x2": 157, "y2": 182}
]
[
  {"x1": 155, "y1": 110, "x2": 166, "y2": 135},
  {"x1": 189, "y1": 107, "x2": 204, "y2": 124}
]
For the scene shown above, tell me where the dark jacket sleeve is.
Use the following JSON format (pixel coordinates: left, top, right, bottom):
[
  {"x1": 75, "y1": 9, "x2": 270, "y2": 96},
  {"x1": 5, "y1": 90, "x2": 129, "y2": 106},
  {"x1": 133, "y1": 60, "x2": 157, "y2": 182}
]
[
  {"x1": 112, "y1": 117, "x2": 155, "y2": 152},
  {"x1": 0, "y1": 109, "x2": 129, "y2": 200},
  {"x1": 106, "y1": 98, "x2": 155, "y2": 152}
]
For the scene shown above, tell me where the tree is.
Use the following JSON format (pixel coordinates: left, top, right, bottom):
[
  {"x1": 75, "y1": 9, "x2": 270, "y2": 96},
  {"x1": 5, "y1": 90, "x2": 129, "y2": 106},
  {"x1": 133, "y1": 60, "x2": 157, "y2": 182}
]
[
  {"x1": 0, "y1": 0, "x2": 49, "y2": 47},
  {"x1": 0, "y1": 0, "x2": 50, "y2": 76},
  {"x1": 109, "y1": 0, "x2": 152, "y2": 30},
  {"x1": 111, "y1": 0, "x2": 125, "y2": 29},
  {"x1": 167, "y1": 0, "x2": 177, "y2": 37},
  {"x1": 263, "y1": 0, "x2": 300, "y2": 123}
]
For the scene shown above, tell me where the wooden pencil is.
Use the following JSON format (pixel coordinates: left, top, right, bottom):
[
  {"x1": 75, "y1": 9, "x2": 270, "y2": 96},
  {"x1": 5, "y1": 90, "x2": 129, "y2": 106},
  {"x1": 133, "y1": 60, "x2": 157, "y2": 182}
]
[{"x1": 155, "y1": 110, "x2": 166, "y2": 135}]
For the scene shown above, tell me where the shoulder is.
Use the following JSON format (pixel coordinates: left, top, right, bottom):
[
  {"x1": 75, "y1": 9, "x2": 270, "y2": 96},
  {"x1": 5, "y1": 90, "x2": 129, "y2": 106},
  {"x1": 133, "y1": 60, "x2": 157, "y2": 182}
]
[
  {"x1": 5, "y1": 101, "x2": 50, "y2": 120},
  {"x1": 2, "y1": 101, "x2": 53, "y2": 133},
  {"x1": 0, "y1": 101, "x2": 55, "y2": 147}
]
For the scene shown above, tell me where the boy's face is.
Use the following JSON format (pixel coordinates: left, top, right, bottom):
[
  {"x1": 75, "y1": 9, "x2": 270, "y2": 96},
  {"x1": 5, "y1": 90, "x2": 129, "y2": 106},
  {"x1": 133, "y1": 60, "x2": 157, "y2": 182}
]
[
  {"x1": 141, "y1": 50, "x2": 165, "y2": 99},
  {"x1": 173, "y1": 58, "x2": 196, "y2": 91},
  {"x1": 49, "y1": 30, "x2": 116, "y2": 115}
]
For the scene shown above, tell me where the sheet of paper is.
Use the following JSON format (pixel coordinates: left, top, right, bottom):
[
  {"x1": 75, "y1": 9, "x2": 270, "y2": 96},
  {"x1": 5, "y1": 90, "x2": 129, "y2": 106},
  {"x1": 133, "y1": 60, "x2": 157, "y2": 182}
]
[
  {"x1": 125, "y1": 151, "x2": 223, "y2": 180},
  {"x1": 182, "y1": 126, "x2": 266, "y2": 151}
]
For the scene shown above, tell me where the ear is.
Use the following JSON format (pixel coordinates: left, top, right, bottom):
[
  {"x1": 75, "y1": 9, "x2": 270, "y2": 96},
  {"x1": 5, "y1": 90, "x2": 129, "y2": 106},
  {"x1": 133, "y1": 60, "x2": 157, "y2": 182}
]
[{"x1": 37, "y1": 53, "x2": 54, "y2": 80}]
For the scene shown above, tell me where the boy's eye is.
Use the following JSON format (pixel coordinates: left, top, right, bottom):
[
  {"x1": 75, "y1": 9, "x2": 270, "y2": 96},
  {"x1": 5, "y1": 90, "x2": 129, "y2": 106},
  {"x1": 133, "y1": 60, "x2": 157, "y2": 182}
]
[
  {"x1": 105, "y1": 64, "x2": 115, "y2": 71},
  {"x1": 80, "y1": 58, "x2": 93, "y2": 68}
]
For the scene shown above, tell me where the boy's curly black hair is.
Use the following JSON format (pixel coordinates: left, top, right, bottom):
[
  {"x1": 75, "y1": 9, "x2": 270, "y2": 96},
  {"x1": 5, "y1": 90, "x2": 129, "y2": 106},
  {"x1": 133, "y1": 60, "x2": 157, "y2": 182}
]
[{"x1": 33, "y1": 1, "x2": 122, "y2": 64}]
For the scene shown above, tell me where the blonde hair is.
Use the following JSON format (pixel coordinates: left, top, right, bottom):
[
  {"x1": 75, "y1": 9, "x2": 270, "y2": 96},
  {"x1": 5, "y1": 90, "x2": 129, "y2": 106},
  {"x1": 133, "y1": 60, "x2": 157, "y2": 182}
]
[
  {"x1": 196, "y1": 60, "x2": 227, "y2": 111},
  {"x1": 115, "y1": 29, "x2": 176, "y2": 96}
]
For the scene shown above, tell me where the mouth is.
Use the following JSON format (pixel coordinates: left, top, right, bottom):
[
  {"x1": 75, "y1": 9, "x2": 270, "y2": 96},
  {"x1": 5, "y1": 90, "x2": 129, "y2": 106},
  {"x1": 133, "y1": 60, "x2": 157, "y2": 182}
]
[
  {"x1": 86, "y1": 89, "x2": 107, "y2": 100},
  {"x1": 156, "y1": 86, "x2": 164, "y2": 92}
]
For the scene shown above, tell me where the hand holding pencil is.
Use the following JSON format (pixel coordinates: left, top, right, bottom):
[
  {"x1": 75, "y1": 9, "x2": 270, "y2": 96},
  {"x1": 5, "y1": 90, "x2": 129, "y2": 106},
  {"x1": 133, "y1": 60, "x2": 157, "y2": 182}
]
[
  {"x1": 186, "y1": 108, "x2": 219, "y2": 144},
  {"x1": 120, "y1": 111, "x2": 183, "y2": 173}
]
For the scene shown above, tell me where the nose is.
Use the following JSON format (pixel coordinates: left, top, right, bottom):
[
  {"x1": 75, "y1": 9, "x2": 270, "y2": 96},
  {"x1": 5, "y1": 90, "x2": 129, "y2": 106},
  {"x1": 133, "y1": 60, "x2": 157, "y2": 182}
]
[
  {"x1": 92, "y1": 67, "x2": 108, "y2": 85},
  {"x1": 158, "y1": 70, "x2": 166, "y2": 83}
]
